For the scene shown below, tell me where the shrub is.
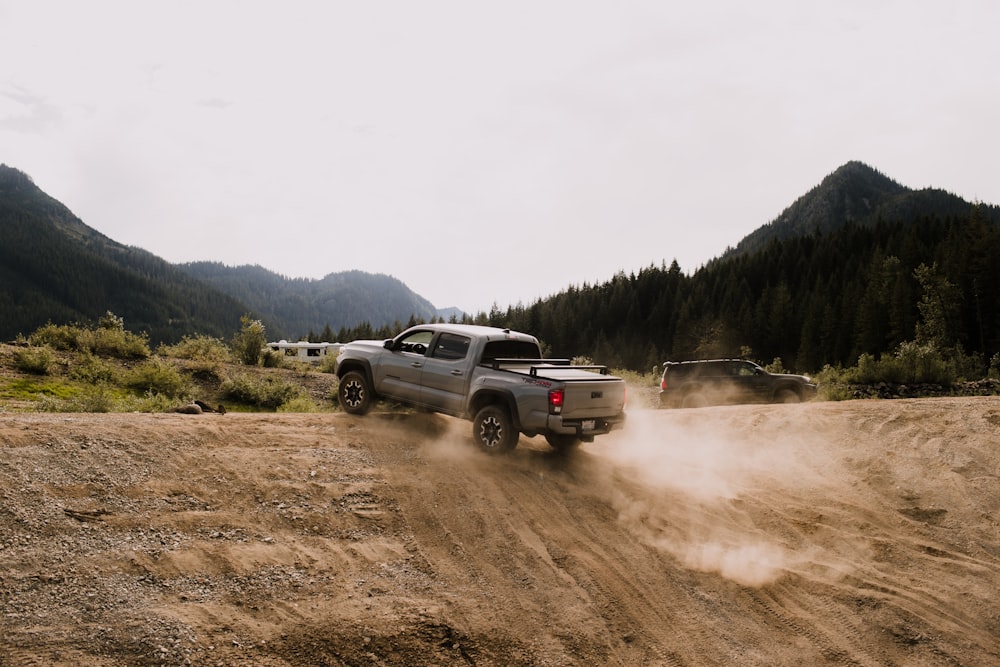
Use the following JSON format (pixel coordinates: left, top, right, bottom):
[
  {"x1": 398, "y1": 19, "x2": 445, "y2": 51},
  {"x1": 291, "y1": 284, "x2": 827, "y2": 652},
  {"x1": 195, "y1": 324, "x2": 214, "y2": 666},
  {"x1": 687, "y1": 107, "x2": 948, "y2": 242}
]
[
  {"x1": 277, "y1": 396, "x2": 324, "y2": 413},
  {"x1": 261, "y1": 349, "x2": 285, "y2": 368},
  {"x1": 316, "y1": 352, "x2": 339, "y2": 374},
  {"x1": 27, "y1": 314, "x2": 150, "y2": 359},
  {"x1": 14, "y1": 347, "x2": 54, "y2": 375},
  {"x1": 90, "y1": 324, "x2": 150, "y2": 359},
  {"x1": 221, "y1": 373, "x2": 302, "y2": 409},
  {"x1": 29, "y1": 323, "x2": 85, "y2": 351},
  {"x1": 68, "y1": 353, "x2": 118, "y2": 384},
  {"x1": 231, "y1": 314, "x2": 267, "y2": 366},
  {"x1": 158, "y1": 335, "x2": 232, "y2": 362},
  {"x1": 123, "y1": 359, "x2": 190, "y2": 398},
  {"x1": 890, "y1": 341, "x2": 953, "y2": 384},
  {"x1": 764, "y1": 357, "x2": 786, "y2": 374},
  {"x1": 813, "y1": 365, "x2": 854, "y2": 401}
]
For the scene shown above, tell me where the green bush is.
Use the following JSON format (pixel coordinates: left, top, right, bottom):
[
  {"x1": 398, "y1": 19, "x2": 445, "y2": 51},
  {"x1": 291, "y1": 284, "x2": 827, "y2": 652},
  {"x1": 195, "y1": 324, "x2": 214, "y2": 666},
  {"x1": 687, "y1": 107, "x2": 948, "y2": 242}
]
[
  {"x1": 812, "y1": 365, "x2": 854, "y2": 401},
  {"x1": 316, "y1": 352, "x2": 339, "y2": 374},
  {"x1": 892, "y1": 341, "x2": 953, "y2": 384},
  {"x1": 90, "y1": 329, "x2": 150, "y2": 360},
  {"x1": 68, "y1": 353, "x2": 118, "y2": 384},
  {"x1": 13, "y1": 347, "x2": 54, "y2": 375},
  {"x1": 158, "y1": 334, "x2": 232, "y2": 362},
  {"x1": 261, "y1": 349, "x2": 285, "y2": 368},
  {"x1": 842, "y1": 343, "x2": 956, "y2": 386},
  {"x1": 123, "y1": 359, "x2": 190, "y2": 398},
  {"x1": 764, "y1": 357, "x2": 787, "y2": 374},
  {"x1": 29, "y1": 323, "x2": 85, "y2": 351},
  {"x1": 231, "y1": 314, "x2": 267, "y2": 366},
  {"x1": 221, "y1": 373, "x2": 302, "y2": 409},
  {"x1": 276, "y1": 396, "x2": 324, "y2": 413},
  {"x1": 27, "y1": 314, "x2": 150, "y2": 359}
]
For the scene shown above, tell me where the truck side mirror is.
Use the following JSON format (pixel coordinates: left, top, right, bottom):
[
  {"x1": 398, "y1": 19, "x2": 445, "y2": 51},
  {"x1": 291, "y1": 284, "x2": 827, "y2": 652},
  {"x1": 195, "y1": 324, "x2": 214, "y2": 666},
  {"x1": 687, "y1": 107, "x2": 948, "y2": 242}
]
[{"x1": 384, "y1": 340, "x2": 393, "y2": 350}]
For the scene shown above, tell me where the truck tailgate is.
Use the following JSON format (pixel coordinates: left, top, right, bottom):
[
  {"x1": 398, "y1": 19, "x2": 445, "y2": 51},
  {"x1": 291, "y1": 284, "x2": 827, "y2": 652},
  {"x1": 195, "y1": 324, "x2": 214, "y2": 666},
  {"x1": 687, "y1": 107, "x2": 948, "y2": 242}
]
[{"x1": 560, "y1": 378, "x2": 626, "y2": 418}]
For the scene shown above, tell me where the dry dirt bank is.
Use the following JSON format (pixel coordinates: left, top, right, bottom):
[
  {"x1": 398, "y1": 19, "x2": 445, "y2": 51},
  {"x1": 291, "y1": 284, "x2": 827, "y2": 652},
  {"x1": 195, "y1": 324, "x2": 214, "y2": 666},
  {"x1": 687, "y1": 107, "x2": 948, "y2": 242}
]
[{"x1": 1, "y1": 397, "x2": 998, "y2": 666}]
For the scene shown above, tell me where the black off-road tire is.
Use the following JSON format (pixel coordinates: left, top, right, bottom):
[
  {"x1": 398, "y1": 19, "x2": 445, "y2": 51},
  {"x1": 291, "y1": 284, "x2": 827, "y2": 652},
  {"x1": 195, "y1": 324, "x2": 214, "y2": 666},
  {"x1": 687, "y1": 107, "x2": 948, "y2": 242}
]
[
  {"x1": 472, "y1": 405, "x2": 519, "y2": 454},
  {"x1": 338, "y1": 371, "x2": 373, "y2": 415}
]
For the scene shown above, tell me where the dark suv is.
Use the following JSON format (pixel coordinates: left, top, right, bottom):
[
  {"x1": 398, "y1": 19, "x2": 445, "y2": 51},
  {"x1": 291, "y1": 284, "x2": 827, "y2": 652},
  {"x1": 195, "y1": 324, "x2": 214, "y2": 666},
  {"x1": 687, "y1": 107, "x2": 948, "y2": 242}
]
[{"x1": 659, "y1": 359, "x2": 817, "y2": 408}]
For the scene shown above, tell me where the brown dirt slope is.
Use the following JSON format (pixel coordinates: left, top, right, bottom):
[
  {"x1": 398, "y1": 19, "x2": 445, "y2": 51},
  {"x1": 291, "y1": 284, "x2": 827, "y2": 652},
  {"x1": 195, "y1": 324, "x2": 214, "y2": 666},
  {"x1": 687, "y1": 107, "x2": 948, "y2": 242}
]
[{"x1": 1, "y1": 397, "x2": 998, "y2": 666}]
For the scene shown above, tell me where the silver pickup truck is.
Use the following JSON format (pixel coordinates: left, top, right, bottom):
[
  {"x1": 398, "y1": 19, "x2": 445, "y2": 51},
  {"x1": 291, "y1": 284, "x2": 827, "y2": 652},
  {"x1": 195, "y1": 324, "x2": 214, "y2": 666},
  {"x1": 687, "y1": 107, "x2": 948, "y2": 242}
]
[{"x1": 334, "y1": 323, "x2": 627, "y2": 453}]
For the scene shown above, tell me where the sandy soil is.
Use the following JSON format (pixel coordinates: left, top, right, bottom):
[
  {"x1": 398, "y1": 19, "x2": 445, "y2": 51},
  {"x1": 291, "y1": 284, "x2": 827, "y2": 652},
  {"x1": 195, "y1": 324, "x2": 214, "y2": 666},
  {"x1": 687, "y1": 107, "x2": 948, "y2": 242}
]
[{"x1": 1, "y1": 397, "x2": 998, "y2": 666}]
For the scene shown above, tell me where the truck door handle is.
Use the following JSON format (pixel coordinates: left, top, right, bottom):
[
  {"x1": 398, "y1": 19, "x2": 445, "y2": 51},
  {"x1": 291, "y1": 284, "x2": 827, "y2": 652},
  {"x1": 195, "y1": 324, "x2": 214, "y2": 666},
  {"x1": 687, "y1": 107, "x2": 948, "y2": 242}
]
[
  {"x1": 411, "y1": 362, "x2": 423, "y2": 368},
  {"x1": 451, "y1": 370, "x2": 463, "y2": 376}
]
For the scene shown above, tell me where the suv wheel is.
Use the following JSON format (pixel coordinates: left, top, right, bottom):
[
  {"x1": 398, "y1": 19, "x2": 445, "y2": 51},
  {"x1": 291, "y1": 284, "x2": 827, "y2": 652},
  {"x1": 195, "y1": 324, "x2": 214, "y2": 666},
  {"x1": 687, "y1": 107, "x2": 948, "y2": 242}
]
[
  {"x1": 775, "y1": 388, "x2": 800, "y2": 403},
  {"x1": 338, "y1": 371, "x2": 373, "y2": 415},
  {"x1": 472, "y1": 405, "x2": 518, "y2": 454}
]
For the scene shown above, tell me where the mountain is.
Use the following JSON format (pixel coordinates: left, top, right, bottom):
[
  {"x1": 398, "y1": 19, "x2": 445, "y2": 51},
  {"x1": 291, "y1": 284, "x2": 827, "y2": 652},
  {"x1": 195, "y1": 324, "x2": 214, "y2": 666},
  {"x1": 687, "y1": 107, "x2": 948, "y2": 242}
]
[
  {"x1": 0, "y1": 165, "x2": 248, "y2": 343},
  {"x1": 726, "y1": 161, "x2": 995, "y2": 259},
  {"x1": 177, "y1": 262, "x2": 439, "y2": 339},
  {"x1": 0, "y1": 164, "x2": 444, "y2": 343}
]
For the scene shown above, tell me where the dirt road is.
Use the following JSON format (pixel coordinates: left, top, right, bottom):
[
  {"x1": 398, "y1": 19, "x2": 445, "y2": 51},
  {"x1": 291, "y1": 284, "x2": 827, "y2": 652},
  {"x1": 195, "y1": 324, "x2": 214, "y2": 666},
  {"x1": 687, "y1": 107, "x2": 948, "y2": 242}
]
[{"x1": 2, "y1": 397, "x2": 998, "y2": 665}]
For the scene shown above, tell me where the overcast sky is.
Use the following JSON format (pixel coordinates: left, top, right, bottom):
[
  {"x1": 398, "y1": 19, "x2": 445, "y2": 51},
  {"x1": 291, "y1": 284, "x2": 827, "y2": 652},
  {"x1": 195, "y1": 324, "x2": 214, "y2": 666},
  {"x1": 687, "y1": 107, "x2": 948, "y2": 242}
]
[{"x1": 3, "y1": 1, "x2": 998, "y2": 314}]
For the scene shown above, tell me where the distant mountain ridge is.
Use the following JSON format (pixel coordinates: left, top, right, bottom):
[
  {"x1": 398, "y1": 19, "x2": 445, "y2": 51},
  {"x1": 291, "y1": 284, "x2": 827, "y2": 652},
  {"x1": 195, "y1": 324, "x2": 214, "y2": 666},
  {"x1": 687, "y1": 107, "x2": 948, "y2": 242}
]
[
  {"x1": 0, "y1": 164, "x2": 445, "y2": 342},
  {"x1": 177, "y1": 262, "x2": 440, "y2": 339},
  {"x1": 727, "y1": 161, "x2": 996, "y2": 259},
  {"x1": 2, "y1": 160, "x2": 996, "y2": 349},
  {"x1": 0, "y1": 165, "x2": 248, "y2": 342}
]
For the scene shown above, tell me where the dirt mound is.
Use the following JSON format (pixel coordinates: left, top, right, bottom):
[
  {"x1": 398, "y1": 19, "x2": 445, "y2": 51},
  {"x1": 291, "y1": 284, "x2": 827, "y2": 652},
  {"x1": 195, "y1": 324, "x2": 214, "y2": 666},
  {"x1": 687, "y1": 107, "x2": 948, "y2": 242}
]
[{"x1": 1, "y1": 397, "x2": 998, "y2": 665}]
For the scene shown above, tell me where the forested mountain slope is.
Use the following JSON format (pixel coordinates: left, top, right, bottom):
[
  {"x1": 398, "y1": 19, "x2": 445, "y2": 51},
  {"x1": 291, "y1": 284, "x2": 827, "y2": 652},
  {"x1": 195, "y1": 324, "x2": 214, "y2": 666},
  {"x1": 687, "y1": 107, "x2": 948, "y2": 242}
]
[
  {"x1": 466, "y1": 163, "x2": 1000, "y2": 373},
  {"x1": 178, "y1": 263, "x2": 439, "y2": 341},
  {"x1": 0, "y1": 165, "x2": 440, "y2": 343},
  {"x1": 0, "y1": 165, "x2": 248, "y2": 342},
  {"x1": 728, "y1": 161, "x2": 996, "y2": 258}
]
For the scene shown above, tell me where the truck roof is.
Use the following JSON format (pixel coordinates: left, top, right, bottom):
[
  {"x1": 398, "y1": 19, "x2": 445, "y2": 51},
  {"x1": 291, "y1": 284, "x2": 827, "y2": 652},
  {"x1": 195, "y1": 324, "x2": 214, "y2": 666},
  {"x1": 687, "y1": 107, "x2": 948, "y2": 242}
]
[{"x1": 409, "y1": 323, "x2": 538, "y2": 343}]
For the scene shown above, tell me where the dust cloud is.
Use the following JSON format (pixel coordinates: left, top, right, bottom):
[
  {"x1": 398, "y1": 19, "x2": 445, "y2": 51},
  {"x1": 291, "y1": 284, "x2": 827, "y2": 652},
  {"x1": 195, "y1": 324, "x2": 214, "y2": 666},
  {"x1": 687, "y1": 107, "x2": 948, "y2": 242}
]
[{"x1": 591, "y1": 406, "x2": 836, "y2": 587}]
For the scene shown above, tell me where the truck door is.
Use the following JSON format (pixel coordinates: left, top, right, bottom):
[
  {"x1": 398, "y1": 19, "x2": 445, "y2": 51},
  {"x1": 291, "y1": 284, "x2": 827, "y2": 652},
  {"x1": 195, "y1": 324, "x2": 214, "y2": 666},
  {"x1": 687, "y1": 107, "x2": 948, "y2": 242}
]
[
  {"x1": 378, "y1": 329, "x2": 433, "y2": 402},
  {"x1": 419, "y1": 332, "x2": 473, "y2": 415}
]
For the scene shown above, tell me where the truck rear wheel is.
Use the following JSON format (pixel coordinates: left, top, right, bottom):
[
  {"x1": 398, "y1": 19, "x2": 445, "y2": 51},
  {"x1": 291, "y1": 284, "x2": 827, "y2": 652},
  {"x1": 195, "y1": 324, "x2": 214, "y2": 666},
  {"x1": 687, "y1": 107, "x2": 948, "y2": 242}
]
[
  {"x1": 472, "y1": 405, "x2": 518, "y2": 454},
  {"x1": 338, "y1": 371, "x2": 373, "y2": 415}
]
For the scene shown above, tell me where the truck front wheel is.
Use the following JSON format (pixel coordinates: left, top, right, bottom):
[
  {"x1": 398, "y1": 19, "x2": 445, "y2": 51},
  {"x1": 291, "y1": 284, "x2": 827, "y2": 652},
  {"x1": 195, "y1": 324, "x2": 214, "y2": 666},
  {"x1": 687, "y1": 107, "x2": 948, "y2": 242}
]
[
  {"x1": 472, "y1": 405, "x2": 518, "y2": 454},
  {"x1": 338, "y1": 371, "x2": 373, "y2": 415}
]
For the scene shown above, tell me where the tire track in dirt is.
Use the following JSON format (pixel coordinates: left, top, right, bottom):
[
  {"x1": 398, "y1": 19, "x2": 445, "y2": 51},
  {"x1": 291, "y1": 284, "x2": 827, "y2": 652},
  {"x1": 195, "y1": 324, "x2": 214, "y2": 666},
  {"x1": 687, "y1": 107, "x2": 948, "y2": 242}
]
[
  {"x1": 2, "y1": 398, "x2": 999, "y2": 665},
  {"x1": 365, "y1": 415, "x2": 726, "y2": 664}
]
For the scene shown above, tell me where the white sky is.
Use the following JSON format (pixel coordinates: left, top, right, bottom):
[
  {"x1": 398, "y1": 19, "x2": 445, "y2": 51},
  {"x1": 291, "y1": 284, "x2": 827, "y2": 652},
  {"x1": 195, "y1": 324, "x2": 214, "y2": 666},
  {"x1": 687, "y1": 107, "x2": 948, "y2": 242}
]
[{"x1": 2, "y1": 1, "x2": 998, "y2": 314}]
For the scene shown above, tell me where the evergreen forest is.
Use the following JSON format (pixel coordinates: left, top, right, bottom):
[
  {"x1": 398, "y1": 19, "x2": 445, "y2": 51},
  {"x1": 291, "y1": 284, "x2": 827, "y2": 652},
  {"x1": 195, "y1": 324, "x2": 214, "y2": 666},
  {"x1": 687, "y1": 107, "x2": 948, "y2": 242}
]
[{"x1": 4, "y1": 161, "x2": 1000, "y2": 377}]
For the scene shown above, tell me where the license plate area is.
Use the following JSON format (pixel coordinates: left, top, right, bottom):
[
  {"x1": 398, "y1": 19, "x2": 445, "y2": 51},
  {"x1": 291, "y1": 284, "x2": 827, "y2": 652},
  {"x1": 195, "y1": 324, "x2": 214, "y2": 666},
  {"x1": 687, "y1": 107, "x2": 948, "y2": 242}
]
[{"x1": 582, "y1": 419, "x2": 595, "y2": 431}]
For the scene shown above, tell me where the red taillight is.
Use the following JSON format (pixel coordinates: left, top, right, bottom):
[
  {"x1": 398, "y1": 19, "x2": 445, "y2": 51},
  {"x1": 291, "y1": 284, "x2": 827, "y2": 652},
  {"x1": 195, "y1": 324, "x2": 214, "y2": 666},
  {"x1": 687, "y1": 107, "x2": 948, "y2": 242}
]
[
  {"x1": 660, "y1": 378, "x2": 668, "y2": 390},
  {"x1": 548, "y1": 389, "x2": 564, "y2": 414}
]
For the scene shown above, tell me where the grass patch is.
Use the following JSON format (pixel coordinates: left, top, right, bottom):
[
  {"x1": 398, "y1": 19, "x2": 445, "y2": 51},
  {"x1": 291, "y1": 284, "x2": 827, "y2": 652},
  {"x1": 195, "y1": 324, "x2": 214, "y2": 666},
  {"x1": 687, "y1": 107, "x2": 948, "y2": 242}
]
[{"x1": 0, "y1": 377, "x2": 80, "y2": 401}]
